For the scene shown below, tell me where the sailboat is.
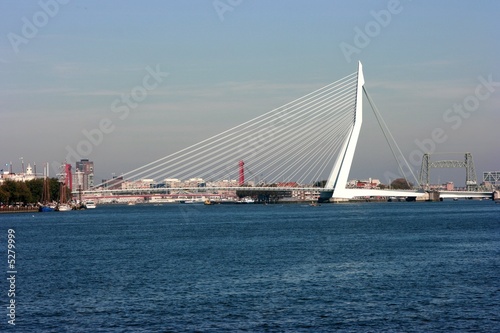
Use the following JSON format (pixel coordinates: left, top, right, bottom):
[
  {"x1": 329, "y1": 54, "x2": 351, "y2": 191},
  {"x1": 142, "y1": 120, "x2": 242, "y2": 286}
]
[
  {"x1": 56, "y1": 203, "x2": 72, "y2": 211},
  {"x1": 56, "y1": 164, "x2": 72, "y2": 212},
  {"x1": 38, "y1": 170, "x2": 54, "y2": 212},
  {"x1": 56, "y1": 183, "x2": 71, "y2": 211}
]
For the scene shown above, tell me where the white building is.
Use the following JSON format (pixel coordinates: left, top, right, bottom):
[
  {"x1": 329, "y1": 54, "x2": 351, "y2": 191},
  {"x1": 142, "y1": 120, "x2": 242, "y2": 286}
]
[
  {"x1": 0, "y1": 163, "x2": 38, "y2": 184},
  {"x1": 164, "y1": 178, "x2": 181, "y2": 188},
  {"x1": 121, "y1": 179, "x2": 154, "y2": 189}
]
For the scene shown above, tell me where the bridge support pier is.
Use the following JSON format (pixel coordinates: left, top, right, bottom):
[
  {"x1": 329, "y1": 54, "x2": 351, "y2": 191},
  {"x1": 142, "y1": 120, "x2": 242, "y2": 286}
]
[
  {"x1": 318, "y1": 191, "x2": 333, "y2": 203},
  {"x1": 427, "y1": 191, "x2": 441, "y2": 202}
]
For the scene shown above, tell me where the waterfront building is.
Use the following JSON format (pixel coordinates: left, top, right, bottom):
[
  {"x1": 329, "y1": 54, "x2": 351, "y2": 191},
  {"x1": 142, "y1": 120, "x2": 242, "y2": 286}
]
[
  {"x1": 164, "y1": 178, "x2": 181, "y2": 188},
  {"x1": 61, "y1": 163, "x2": 72, "y2": 191},
  {"x1": 185, "y1": 178, "x2": 205, "y2": 187},
  {"x1": 0, "y1": 163, "x2": 38, "y2": 184},
  {"x1": 427, "y1": 183, "x2": 460, "y2": 191},
  {"x1": 74, "y1": 159, "x2": 94, "y2": 190},
  {"x1": 347, "y1": 178, "x2": 381, "y2": 189},
  {"x1": 101, "y1": 176, "x2": 124, "y2": 190},
  {"x1": 206, "y1": 179, "x2": 240, "y2": 188},
  {"x1": 121, "y1": 179, "x2": 154, "y2": 190}
]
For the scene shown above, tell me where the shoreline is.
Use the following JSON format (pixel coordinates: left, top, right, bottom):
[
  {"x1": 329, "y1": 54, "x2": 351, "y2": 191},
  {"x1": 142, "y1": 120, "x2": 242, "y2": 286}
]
[{"x1": 0, "y1": 207, "x2": 39, "y2": 214}]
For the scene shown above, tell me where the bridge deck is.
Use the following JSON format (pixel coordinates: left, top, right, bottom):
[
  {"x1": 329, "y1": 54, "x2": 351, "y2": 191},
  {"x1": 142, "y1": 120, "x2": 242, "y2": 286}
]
[{"x1": 74, "y1": 187, "x2": 492, "y2": 198}]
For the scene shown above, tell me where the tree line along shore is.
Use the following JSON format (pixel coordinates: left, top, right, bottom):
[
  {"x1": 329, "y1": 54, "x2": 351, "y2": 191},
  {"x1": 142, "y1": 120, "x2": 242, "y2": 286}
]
[{"x1": 0, "y1": 178, "x2": 70, "y2": 208}]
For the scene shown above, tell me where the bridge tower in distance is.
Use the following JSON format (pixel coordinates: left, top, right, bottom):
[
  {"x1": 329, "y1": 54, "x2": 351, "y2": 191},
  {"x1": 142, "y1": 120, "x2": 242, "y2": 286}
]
[
  {"x1": 419, "y1": 152, "x2": 478, "y2": 191},
  {"x1": 239, "y1": 160, "x2": 245, "y2": 186}
]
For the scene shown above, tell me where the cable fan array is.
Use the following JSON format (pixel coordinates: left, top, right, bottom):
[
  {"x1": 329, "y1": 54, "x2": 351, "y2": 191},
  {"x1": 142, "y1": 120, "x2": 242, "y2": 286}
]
[{"x1": 100, "y1": 71, "x2": 359, "y2": 187}]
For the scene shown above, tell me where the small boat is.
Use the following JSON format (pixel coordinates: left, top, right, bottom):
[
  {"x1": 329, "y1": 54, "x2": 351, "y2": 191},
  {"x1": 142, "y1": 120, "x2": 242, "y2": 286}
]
[
  {"x1": 85, "y1": 201, "x2": 97, "y2": 209},
  {"x1": 309, "y1": 202, "x2": 320, "y2": 207},
  {"x1": 127, "y1": 201, "x2": 136, "y2": 206},
  {"x1": 204, "y1": 199, "x2": 212, "y2": 205},
  {"x1": 56, "y1": 204, "x2": 72, "y2": 212},
  {"x1": 181, "y1": 199, "x2": 204, "y2": 204},
  {"x1": 39, "y1": 205, "x2": 55, "y2": 212}
]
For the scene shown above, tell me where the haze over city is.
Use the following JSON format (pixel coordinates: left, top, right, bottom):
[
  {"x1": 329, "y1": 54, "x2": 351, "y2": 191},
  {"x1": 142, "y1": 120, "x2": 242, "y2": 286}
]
[{"x1": 1, "y1": 0, "x2": 499, "y2": 186}]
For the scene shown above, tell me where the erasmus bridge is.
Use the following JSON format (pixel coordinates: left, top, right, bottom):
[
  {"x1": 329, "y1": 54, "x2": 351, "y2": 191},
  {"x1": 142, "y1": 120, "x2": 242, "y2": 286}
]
[{"x1": 79, "y1": 62, "x2": 494, "y2": 202}]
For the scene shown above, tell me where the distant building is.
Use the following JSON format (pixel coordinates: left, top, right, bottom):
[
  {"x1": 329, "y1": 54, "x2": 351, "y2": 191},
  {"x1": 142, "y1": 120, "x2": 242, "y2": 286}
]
[
  {"x1": 101, "y1": 176, "x2": 124, "y2": 190},
  {"x1": 427, "y1": 182, "x2": 460, "y2": 191},
  {"x1": 121, "y1": 179, "x2": 154, "y2": 190},
  {"x1": 276, "y1": 182, "x2": 299, "y2": 187},
  {"x1": 206, "y1": 179, "x2": 239, "y2": 188},
  {"x1": 347, "y1": 178, "x2": 381, "y2": 189},
  {"x1": 74, "y1": 159, "x2": 94, "y2": 190},
  {"x1": 0, "y1": 163, "x2": 38, "y2": 184},
  {"x1": 62, "y1": 163, "x2": 72, "y2": 191},
  {"x1": 164, "y1": 178, "x2": 181, "y2": 188},
  {"x1": 185, "y1": 178, "x2": 205, "y2": 187}
]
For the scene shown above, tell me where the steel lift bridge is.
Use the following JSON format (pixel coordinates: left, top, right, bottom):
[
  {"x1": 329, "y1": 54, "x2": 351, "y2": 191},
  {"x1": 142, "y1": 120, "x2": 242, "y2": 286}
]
[
  {"x1": 420, "y1": 152, "x2": 478, "y2": 191},
  {"x1": 80, "y1": 62, "x2": 494, "y2": 201}
]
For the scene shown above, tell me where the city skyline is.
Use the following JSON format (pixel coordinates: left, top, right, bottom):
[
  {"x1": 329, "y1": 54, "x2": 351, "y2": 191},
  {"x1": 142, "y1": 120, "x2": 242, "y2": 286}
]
[{"x1": 1, "y1": 1, "x2": 499, "y2": 186}]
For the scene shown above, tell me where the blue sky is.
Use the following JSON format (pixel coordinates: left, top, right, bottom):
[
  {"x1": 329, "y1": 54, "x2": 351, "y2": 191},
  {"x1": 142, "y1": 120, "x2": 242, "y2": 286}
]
[{"x1": 1, "y1": 0, "x2": 499, "y2": 185}]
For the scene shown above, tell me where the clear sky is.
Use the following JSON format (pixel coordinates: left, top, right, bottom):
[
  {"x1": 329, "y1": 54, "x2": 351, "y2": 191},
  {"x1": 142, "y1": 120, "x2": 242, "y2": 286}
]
[{"x1": 1, "y1": 0, "x2": 499, "y2": 186}]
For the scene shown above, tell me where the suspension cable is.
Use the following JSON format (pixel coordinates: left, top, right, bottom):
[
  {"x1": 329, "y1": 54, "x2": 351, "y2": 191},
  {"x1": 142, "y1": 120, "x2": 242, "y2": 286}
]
[{"x1": 363, "y1": 87, "x2": 420, "y2": 188}]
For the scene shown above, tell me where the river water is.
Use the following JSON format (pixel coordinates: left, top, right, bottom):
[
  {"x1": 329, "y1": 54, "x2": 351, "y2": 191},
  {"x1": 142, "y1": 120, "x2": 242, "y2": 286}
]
[{"x1": 1, "y1": 200, "x2": 499, "y2": 332}]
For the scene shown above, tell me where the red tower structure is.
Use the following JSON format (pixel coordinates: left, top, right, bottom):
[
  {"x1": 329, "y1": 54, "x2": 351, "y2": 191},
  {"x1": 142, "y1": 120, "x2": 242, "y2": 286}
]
[
  {"x1": 65, "y1": 163, "x2": 73, "y2": 191},
  {"x1": 239, "y1": 160, "x2": 244, "y2": 186}
]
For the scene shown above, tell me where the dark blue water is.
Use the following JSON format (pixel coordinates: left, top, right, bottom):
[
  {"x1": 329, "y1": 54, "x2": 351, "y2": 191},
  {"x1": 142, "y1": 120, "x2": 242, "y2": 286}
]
[{"x1": 1, "y1": 201, "x2": 499, "y2": 332}]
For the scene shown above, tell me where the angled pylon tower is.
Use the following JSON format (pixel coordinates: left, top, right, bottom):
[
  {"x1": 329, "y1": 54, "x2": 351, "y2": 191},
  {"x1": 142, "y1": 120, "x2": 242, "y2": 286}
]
[{"x1": 319, "y1": 61, "x2": 365, "y2": 202}]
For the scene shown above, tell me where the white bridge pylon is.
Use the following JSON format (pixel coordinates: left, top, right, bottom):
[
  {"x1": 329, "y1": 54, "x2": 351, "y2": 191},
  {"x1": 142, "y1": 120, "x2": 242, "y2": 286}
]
[
  {"x1": 321, "y1": 61, "x2": 365, "y2": 200},
  {"x1": 320, "y1": 62, "x2": 425, "y2": 200},
  {"x1": 319, "y1": 63, "x2": 489, "y2": 200}
]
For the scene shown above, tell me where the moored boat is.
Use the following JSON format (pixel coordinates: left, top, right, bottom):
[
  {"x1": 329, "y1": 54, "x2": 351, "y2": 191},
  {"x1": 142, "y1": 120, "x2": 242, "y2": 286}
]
[
  {"x1": 56, "y1": 203, "x2": 72, "y2": 212},
  {"x1": 39, "y1": 205, "x2": 55, "y2": 212},
  {"x1": 56, "y1": 165, "x2": 72, "y2": 212},
  {"x1": 39, "y1": 171, "x2": 54, "y2": 212},
  {"x1": 85, "y1": 201, "x2": 97, "y2": 209}
]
